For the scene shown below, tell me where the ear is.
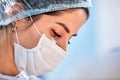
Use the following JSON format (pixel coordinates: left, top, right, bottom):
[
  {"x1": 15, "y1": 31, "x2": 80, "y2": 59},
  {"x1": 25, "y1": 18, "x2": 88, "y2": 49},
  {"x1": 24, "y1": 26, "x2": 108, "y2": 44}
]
[{"x1": 13, "y1": 18, "x2": 32, "y2": 31}]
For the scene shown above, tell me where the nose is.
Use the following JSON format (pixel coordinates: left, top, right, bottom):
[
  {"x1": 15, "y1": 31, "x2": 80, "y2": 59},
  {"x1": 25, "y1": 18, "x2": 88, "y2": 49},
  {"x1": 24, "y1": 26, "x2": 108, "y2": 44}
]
[{"x1": 56, "y1": 40, "x2": 68, "y2": 51}]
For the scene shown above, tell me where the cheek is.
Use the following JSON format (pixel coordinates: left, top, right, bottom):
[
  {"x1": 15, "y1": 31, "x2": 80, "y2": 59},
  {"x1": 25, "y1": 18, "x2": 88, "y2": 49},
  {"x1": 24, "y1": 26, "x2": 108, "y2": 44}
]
[
  {"x1": 56, "y1": 36, "x2": 68, "y2": 51},
  {"x1": 36, "y1": 24, "x2": 52, "y2": 39}
]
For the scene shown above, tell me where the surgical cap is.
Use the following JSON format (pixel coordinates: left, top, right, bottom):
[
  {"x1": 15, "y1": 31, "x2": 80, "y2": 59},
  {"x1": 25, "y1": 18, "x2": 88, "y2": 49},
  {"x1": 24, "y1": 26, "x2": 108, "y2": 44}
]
[{"x1": 0, "y1": 0, "x2": 92, "y2": 26}]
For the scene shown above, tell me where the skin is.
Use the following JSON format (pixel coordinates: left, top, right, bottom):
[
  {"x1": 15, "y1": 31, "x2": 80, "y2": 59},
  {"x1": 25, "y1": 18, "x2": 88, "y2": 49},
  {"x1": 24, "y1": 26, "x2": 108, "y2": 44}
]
[{"x1": 0, "y1": 8, "x2": 87, "y2": 76}]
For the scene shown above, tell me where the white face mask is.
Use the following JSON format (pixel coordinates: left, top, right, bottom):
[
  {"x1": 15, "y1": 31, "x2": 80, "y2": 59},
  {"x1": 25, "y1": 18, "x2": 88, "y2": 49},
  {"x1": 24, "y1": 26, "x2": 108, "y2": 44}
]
[{"x1": 14, "y1": 18, "x2": 67, "y2": 75}]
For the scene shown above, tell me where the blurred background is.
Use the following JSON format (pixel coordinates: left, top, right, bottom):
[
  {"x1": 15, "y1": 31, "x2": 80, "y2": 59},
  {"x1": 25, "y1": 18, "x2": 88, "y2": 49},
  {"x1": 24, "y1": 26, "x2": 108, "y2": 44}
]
[{"x1": 43, "y1": 0, "x2": 120, "y2": 80}]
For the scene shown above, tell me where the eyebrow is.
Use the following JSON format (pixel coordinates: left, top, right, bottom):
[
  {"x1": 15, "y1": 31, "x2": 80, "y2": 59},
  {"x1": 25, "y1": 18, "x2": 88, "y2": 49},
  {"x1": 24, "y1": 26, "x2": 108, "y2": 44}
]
[
  {"x1": 56, "y1": 22, "x2": 70, "y2": 33},
  {"x1": 56, "y1": 22, "x2": 78, "y2": 38}
]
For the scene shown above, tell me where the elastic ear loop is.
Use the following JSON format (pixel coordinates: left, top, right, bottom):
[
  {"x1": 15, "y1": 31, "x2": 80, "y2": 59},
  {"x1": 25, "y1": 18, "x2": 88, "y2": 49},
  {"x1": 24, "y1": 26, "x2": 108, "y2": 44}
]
[
  {"x1": 11, "y1": 22, "x2": 20, "y2": 44},
  {"x1": 29, "y1": 16, "x2": 56, "y2": 43},
  {"x1": 13, "y1": 16, "x2": 42, "y2": 44},
  {"x1": 29, "y1": 16, "x2": 42, "y2": 36},
  {"x1": 14, "y1": 26, "x2": 20, "y2": 44}
]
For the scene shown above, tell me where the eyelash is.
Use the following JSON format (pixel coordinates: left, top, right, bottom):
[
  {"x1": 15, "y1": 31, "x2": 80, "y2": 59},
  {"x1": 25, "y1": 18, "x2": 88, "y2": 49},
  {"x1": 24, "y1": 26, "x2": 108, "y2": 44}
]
[
  {"x1": 68, "y1": 41, "x2": 71, "y2": 44},
  {"x1": 52, "y1": 29, "x2": 62, "y2": 37},
  {"x1": 51, "y1": 29, "x2": 71, "y2": 44}
]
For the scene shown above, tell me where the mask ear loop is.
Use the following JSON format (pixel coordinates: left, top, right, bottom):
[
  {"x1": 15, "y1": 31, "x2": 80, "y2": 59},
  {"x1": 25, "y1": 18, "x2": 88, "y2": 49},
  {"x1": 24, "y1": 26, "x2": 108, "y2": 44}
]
[
  {"x1": 29, "y1": 16, "x2": 56, "y2": 43},
  {"x1": 15, "y1": 27, "x2": 20, "y2": 44},
  {"x1": 12, "y1": 16, "x2": 41, "y2": 44},
  {"x1": 29, "y1": 16, "x2": 42, "y2": 36},
  {"x1": 12, "y1": 23, "x2": 20, "y2": 44}
]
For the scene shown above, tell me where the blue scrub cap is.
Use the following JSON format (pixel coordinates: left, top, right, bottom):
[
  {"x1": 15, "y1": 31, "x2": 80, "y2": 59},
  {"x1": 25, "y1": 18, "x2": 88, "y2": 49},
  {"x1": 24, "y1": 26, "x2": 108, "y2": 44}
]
[{"x1": 0, "y1": 0, "x2": 92, "y2": 26}]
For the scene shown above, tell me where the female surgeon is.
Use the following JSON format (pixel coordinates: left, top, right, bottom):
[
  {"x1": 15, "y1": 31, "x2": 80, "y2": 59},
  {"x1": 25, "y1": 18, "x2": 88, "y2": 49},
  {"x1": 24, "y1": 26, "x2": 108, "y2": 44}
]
[{"x1": 0, "y1": 0, "x2": 91, "y2": 80}]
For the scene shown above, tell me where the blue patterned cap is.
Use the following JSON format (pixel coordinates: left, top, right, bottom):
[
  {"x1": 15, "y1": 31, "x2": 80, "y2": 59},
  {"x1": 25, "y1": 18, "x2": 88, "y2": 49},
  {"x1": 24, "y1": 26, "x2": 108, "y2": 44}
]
[{"x1": 0, "y1": 0, "x2": 92, "y2": 26}]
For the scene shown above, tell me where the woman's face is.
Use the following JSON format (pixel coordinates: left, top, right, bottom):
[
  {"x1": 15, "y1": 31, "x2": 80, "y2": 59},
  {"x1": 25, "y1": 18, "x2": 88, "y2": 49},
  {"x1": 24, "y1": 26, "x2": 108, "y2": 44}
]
[{"x1": 14, "y1": 9, "x2": 87, "y2": 51}]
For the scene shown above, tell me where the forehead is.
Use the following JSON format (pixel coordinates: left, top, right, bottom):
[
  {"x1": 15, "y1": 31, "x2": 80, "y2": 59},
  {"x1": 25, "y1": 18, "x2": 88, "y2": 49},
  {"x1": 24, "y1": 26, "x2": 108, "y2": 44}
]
[
  {"x1": 40, "y1": 8, "x2": 87, "y2": 36},
  {"x1": 59, "y1": 9, "x2": 87, "y2": 33},
  {"x1": 48, "y1": 9, "x2": 87, "y2": 38}
]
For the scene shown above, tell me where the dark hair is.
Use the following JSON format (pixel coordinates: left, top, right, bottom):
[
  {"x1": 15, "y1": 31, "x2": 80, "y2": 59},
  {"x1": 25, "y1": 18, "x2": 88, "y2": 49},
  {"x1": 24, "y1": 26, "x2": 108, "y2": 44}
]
[
  {"x1": 43, "y1": 8, "x2": 89, "y2": 20},
  {"x1": 83, "y1": 8, "x2": 89, "y2": 20},
  {"x1": 0, "y1": 25, "x2": 3, "y2": 29}
]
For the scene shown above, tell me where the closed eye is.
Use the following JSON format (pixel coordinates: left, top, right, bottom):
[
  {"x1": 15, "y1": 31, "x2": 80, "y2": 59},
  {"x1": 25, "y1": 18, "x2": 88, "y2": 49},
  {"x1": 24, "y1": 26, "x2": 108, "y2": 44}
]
[{"x1": 52, "y1": 29, "x2": 62, "y2": 37}]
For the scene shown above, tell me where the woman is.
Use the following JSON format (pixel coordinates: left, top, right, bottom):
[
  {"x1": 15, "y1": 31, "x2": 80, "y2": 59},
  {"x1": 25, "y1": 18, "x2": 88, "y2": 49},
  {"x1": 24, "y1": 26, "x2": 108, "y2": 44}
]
[{"x1": 0, "y1": 0, "x2": 91, "y2": 80}]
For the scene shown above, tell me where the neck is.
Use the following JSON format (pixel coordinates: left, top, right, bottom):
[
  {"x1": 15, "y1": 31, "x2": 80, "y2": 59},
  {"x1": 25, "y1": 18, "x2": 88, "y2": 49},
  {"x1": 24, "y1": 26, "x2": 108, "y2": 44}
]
[{"x1": 0, "y1": 43, "x2": 19, "y2": 76}]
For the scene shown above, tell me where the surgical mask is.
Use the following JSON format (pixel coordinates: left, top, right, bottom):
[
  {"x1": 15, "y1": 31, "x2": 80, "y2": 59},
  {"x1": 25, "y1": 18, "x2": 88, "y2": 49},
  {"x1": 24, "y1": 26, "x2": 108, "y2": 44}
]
[{"x1": 14, "y1": 18, "x2": 67, "y2": 75}]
